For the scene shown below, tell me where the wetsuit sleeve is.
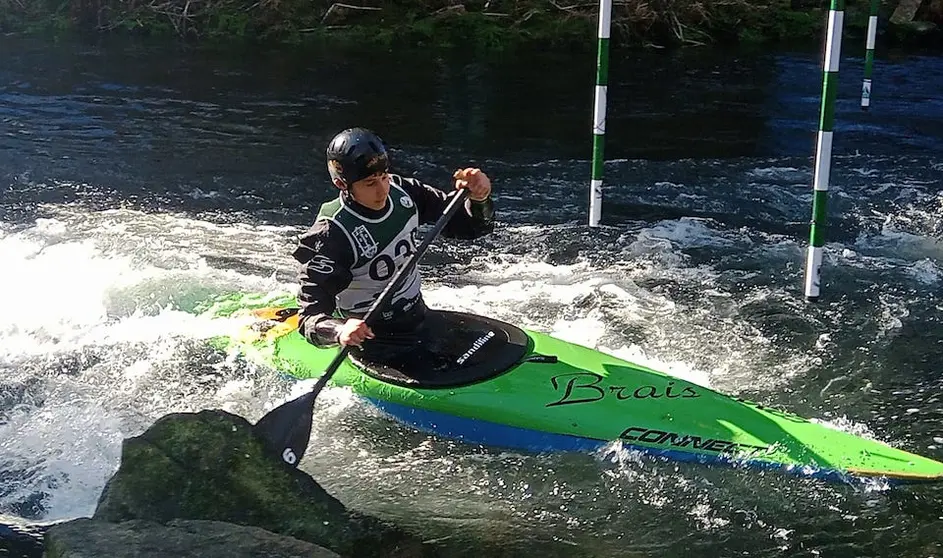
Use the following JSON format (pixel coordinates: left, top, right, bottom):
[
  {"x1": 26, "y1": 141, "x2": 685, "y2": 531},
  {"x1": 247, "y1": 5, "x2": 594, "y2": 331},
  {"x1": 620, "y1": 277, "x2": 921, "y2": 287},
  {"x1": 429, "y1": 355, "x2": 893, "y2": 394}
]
[
  {"x1": 393, "y1": 174, "x2": 495, "y2": 239},
  {"x1": 291, "y1": 219, "x2": 356, "y2": 347}
]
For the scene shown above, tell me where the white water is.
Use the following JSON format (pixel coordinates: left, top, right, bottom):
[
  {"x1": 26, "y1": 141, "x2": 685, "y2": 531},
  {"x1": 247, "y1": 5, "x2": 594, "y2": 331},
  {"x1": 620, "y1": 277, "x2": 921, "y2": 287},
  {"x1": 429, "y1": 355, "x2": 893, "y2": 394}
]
[
  {"x1": 0, "y1": 207, "x2": 294, "y2": 520},
  {"x1": 0, "y1": 201, "x2": 917, "y2": 532}
]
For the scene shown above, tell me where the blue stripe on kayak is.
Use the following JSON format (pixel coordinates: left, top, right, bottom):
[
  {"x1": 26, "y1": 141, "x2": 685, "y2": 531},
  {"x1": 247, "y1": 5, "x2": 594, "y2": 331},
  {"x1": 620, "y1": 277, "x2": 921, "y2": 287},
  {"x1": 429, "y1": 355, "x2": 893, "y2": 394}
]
[
  {"x1": 365, "y1": 398, "x2": 904, "y2": 486},
  {"x1": 367, "y1": 397, "x2": 609, "y2": 453}
]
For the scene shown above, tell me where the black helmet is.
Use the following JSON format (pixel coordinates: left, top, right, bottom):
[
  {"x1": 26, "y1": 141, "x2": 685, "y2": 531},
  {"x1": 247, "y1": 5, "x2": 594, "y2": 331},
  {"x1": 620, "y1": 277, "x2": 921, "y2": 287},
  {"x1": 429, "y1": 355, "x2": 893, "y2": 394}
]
[{"x1": 326, "y1": 127, "x2": 390, "y2": 186}]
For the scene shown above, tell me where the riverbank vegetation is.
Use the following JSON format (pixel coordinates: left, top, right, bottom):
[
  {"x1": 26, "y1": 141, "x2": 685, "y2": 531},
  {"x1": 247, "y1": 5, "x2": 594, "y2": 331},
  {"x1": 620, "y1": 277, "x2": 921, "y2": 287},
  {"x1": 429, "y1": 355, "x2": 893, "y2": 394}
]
[{"x1": 1, "y1": 0, "x2": 941, "y2": 50}]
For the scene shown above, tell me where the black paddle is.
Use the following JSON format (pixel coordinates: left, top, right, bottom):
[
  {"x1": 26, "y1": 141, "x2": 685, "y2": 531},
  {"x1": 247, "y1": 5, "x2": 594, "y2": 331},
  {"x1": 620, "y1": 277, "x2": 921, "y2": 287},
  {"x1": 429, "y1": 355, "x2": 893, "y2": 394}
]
[{"x1": 253, "y1": 187, "x2": 471, "y2": 467}]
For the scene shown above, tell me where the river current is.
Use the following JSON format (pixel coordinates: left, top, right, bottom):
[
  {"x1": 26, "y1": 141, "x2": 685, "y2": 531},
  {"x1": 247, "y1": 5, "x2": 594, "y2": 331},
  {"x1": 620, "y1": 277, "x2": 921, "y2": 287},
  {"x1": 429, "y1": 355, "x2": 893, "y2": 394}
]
[{"x1": 1, "y1": 34, "x2": 942, "y2": 557}]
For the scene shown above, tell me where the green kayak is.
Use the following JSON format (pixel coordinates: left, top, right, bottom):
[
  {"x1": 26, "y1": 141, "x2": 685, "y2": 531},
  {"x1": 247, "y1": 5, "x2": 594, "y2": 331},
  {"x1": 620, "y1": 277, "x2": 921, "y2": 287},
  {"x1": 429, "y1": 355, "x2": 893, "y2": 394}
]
[{"x1": 203, "y1": 293, "x2": 943, "y2": 485}]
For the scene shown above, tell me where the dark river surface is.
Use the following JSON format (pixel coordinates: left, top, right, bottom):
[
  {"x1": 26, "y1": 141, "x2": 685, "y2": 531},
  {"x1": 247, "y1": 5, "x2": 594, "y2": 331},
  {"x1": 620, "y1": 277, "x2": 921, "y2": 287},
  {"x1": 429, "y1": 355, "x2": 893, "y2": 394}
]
[{"x1": 1, "y1": 32, "x2": 943, "y2": 557}]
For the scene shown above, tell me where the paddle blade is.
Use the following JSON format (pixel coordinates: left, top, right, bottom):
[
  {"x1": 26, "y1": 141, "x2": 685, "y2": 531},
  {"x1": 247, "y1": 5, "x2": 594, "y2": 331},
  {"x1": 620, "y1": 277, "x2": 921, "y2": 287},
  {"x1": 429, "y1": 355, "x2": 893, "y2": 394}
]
[{"x1": 253, "y1": 389, "x2": 316, "y2": 468}]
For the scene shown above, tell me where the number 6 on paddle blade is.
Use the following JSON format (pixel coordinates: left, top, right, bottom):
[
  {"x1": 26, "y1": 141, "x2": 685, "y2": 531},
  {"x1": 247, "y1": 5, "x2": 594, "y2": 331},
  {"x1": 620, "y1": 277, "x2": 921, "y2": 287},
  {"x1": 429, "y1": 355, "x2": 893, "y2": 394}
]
[{"x1": 254, "y1": 390, "x2": 316, "y2": 465}]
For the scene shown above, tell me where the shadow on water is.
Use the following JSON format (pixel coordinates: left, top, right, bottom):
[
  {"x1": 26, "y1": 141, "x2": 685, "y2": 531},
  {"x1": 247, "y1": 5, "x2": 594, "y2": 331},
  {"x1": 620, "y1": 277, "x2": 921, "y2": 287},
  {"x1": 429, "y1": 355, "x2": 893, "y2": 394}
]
[{"x1": 0, "y1": 516, "x2": 47, "y2": 558}]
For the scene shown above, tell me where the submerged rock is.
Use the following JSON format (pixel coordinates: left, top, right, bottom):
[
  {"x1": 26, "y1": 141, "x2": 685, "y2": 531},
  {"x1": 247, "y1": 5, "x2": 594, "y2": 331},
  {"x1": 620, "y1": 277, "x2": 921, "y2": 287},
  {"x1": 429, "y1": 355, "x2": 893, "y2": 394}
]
[
  {"x1": 44, "y1": 518, "x2": 340, "y2": 558},
  {"x1": 90, "y1": 409, "x2": 435, "y2": 557}
]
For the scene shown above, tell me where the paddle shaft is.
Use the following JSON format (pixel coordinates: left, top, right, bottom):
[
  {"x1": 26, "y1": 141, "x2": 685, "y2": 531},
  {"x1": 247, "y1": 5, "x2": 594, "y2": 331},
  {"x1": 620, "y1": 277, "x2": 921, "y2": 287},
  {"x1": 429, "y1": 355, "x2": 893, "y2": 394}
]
[
  {"x1": 253, "y1": 186, "x2": 473, "y2": 467},
  {"x1": 306, "y1": 188, "x2": 470, "y2": 401}
]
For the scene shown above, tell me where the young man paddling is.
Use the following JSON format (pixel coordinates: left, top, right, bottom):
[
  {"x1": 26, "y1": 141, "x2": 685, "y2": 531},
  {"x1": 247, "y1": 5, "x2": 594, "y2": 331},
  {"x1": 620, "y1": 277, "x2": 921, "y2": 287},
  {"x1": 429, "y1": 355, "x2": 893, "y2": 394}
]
[{"x1": 291, "y1": 127, "x2": 494, "y2": 368}]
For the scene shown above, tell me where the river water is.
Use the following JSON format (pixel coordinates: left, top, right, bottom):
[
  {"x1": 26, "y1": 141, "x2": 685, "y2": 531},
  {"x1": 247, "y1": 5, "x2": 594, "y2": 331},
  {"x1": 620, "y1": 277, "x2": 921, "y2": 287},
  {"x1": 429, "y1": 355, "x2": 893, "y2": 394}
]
[{"x1": 1, "y1": 33, "x2": 942, "y2": 557}]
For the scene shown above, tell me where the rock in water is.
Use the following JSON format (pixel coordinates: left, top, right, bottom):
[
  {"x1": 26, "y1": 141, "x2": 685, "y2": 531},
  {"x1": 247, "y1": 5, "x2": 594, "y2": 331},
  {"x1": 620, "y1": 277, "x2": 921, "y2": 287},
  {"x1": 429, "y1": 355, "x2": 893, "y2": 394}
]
[
  {"x1": 43, "y1": 518, "x2": 340, "y2": 558},
  {"x1": 891, "y1": 0, "x2": 925, "y2": 23},
  {"x1": 93, "y1": 410, "x2": 434, "y2": 557}
]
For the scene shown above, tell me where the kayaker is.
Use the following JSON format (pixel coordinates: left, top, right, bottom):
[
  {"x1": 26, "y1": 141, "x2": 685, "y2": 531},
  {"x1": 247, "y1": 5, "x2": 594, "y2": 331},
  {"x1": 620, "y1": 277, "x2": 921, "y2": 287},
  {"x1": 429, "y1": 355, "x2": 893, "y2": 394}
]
[{"x1": 291, "y1": 127, "x2": 495, "y2": 369}]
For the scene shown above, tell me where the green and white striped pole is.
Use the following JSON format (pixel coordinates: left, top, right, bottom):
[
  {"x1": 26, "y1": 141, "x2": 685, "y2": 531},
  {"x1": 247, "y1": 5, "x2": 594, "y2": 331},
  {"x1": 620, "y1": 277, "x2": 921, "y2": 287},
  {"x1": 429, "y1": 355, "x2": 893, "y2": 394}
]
[
  {"x1": 861, "y1": 0, "x2": 879, "y2": 110},
  {"x1": 805, "y1": 0, "x2": 845, "y2": 301},
  {"x1": 589, "y1": 0, "x2": 611, "y2": 227}
]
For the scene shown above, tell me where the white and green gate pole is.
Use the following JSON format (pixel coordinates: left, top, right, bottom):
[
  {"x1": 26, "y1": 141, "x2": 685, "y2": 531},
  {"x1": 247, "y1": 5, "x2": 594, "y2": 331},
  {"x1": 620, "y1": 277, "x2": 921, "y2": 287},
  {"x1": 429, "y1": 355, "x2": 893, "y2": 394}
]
[
  {"x1": 805, "y1": 0, "x2": 845, "y2": 301},
  {"x1": 861, "y1": 0, "x2": 879, "y2": 110},
  {"x1": 589, "y1": 0, "x2": 611, "y2": 227}
]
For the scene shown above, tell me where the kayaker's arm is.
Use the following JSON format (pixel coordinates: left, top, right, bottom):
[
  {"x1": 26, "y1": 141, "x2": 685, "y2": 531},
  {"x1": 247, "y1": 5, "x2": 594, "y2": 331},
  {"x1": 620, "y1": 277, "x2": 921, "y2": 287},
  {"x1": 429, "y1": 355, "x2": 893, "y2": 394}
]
[
  {"x1": 393, "y1": 174, "x2": 494, "y2": 240},
  {"x1": 291, "y1": 219, "x2": 356, "y2": 347}
]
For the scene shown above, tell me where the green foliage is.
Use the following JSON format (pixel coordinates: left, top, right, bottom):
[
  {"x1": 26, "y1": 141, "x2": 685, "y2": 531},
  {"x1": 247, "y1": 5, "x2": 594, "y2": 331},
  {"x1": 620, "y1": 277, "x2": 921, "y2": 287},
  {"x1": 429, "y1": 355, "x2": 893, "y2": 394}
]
[
  {"x1": 761, "y1": 9, "x2": 824, "y2": 41},
  {"x1": 209, "y1": 11, "x2": 253, "y2": 38},
  {"x1": 0, "y1": 0, "x2": 907, "y2": 50}
]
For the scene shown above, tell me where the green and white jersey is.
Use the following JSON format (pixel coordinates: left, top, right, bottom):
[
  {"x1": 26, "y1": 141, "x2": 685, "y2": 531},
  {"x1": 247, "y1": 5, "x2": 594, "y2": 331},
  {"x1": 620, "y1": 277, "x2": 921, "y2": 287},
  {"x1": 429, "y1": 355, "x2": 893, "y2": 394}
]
[
  {"x1": 293, "y1": 172, "x2": 495, "y2": 346},
  {"x1": 315, "y1": 181, "x2": 421, "y2": 315}
]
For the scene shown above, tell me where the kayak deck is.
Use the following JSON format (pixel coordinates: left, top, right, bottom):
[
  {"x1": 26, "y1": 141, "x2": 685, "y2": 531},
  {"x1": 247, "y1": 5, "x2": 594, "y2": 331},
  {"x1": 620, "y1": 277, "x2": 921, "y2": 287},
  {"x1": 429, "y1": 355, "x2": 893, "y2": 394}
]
[{"x1": 208, "y1": 295, "x2": 943, "y2": 485}]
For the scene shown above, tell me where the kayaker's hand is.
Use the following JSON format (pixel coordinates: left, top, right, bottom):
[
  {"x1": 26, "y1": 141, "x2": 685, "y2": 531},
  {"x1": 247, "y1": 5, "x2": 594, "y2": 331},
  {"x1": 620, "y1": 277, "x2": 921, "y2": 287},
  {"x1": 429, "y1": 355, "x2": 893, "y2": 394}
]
[
  {"x1": 337, "y1": 318, "x2": 375, "y2": 347},
  {"x1": 453, "y1": 168, "x2": 491, "y2": 201}
]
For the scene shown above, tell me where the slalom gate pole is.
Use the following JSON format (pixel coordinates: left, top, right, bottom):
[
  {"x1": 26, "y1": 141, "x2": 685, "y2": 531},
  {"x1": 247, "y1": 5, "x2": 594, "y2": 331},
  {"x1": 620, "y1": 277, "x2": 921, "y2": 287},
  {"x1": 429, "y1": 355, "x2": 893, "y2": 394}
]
[
  {"x1": 589, "y1": 0, "x2": 611, "y2": 227},
  {"x1": 804, "y1": 0, "x2": 845, "y2": 301},
  {"x1": 861, "y1": 0, "x2": 879, "y2": 110}
]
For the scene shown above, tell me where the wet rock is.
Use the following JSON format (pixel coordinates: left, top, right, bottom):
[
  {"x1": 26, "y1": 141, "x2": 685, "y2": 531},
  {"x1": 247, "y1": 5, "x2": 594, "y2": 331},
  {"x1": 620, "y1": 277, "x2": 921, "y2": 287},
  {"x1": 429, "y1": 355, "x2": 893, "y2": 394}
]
[
  {"x1": 43, "y1": 518, "x2": 340, "y2": 558},
  {"x1": 890, "y1": 0, "x2": 925, "y2": 23},
  {"x1": 931, "y1": 0, "x2": 943, "y2": 22},
  {"x1": 92, "y1": 409, "x2": 436, "y2": 557},
  {"x1": 887, "y1": 18, "x2": 941, "y2": 45},
  {"x1": 888, "y1": 0, "x2": 941, "y2": 43},
  {"x1": 895, "y1": 19, "x2": 939, "y2": 32}
]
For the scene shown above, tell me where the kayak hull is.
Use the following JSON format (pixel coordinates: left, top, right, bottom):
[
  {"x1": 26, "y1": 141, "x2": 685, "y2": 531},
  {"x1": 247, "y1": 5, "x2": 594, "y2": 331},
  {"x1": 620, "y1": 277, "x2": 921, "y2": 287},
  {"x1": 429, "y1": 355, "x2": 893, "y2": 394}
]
[
  {"x1": 368, "y1": 398, "x2": 609, "y2": 453},
  {"x1": 204, "y1": 293, "x2": 943, "y2": 485},
  {"x1": 368, "y1": 399, "x2": 865, "y2": 484}
]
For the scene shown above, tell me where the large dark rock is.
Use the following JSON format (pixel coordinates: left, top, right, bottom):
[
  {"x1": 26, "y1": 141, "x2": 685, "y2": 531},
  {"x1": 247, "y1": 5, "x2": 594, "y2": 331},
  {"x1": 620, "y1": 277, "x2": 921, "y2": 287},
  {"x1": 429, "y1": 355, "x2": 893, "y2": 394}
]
[
  {"x1": 92, "y1": 410, "x2": 435, "y2": 558},
  {"x1": 43, "y1": 518, "x2": 341, "y2": 558}
]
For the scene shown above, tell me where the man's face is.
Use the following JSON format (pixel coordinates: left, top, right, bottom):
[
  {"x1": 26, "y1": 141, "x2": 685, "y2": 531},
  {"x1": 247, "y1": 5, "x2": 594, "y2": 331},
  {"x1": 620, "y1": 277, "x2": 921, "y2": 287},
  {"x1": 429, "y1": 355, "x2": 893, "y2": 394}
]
[{"x1": 349, "y1": 172, "x2": 391, "y2": 210}]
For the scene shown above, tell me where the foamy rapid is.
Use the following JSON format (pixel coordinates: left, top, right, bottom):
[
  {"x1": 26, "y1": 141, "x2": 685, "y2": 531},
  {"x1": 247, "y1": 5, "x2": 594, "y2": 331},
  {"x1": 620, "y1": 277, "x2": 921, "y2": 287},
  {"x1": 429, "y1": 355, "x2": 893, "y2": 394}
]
[
  {"x1": 0, "y1": 193, "x2": 934, "y2": 526},
  {"x1": 0, "y1": 208, "x2": 298, "y2": 520}
]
